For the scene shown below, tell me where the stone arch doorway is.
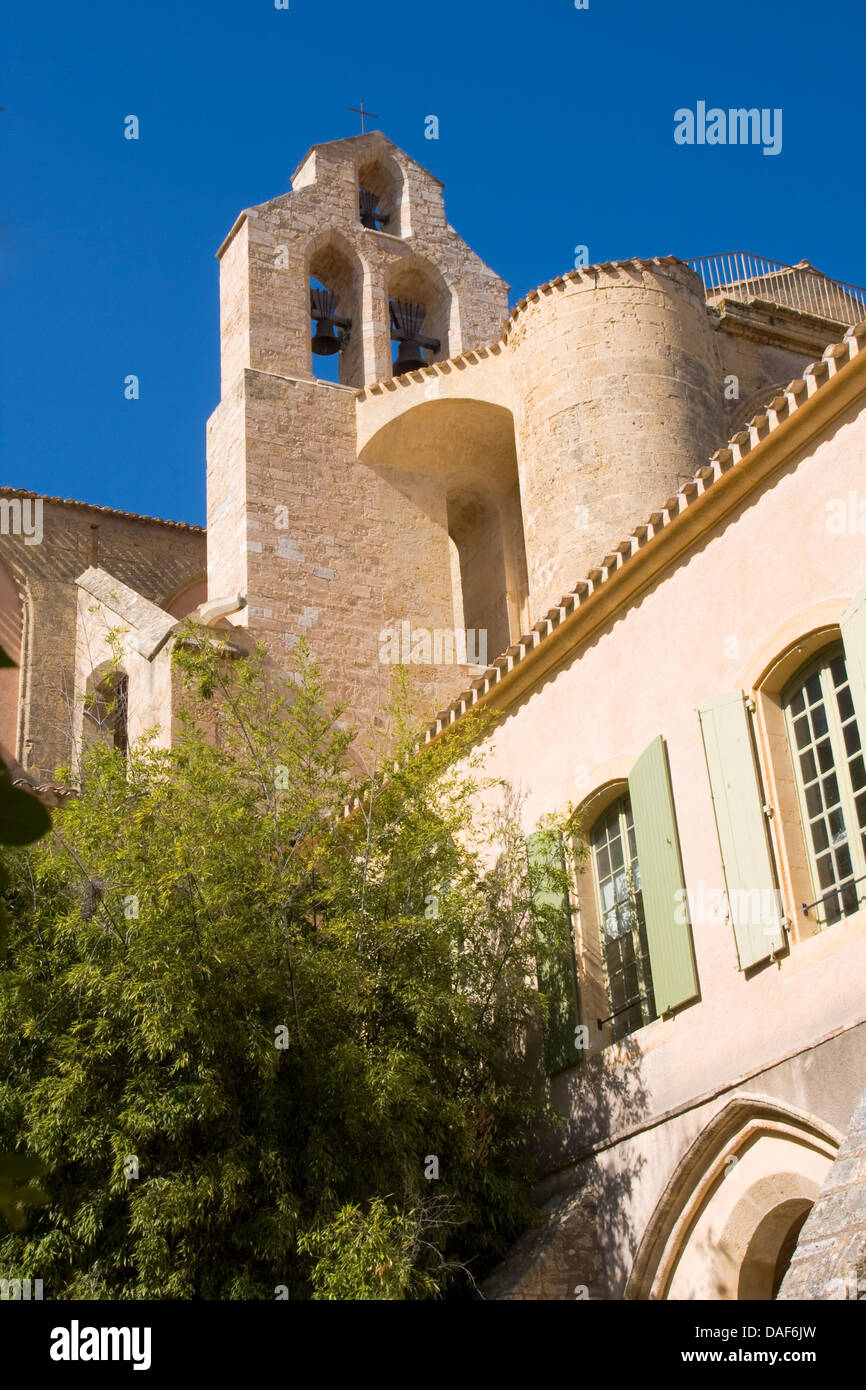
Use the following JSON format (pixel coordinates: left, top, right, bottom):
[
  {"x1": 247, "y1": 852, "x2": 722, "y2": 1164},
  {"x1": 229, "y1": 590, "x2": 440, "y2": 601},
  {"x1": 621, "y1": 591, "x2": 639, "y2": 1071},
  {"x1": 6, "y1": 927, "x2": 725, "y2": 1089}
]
[{"x1": 625, "y1": 1095, "x2": 841, "y2": 1300}]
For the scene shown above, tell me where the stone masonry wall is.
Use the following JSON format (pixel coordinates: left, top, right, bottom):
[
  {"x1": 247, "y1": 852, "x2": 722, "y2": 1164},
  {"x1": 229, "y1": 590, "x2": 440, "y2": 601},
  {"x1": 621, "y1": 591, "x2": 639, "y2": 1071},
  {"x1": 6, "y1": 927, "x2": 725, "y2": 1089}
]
[
  {"x1": 0, "y1": 492, "x2": 205, "y2": 783},
  {"x1": 779, "y1": 1085, "x2": 866, "y2": 1300}
]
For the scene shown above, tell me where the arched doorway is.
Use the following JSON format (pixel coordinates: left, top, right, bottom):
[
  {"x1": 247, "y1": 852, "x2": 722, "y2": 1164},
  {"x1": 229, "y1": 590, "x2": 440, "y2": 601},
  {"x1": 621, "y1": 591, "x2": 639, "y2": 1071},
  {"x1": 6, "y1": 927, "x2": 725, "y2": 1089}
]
[{"x1": 625, "y1": 1095, "x2": 841, "y2": 1300}]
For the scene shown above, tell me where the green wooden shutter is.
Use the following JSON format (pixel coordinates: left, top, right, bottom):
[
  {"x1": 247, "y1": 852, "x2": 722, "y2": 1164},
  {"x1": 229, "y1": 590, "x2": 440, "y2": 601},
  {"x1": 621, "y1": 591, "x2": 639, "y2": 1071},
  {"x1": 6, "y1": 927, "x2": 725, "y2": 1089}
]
[
  {"x1": 628, "y1": 736, "x2": 699, "y2": 1015},
  {"x1": 526, "y1": 830, "x2": 581, "y2": 1073},
  {"x1": 841, "y1": 584, "x2": 866, "y2": 737},
  {"x1": 698, "y1": 690, "x2": 785, "y2": 970}
]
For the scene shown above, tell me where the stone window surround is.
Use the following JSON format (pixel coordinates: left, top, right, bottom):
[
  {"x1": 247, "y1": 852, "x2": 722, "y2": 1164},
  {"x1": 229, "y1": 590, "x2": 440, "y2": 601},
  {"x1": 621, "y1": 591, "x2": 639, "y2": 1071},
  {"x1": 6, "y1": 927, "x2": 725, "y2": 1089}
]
[{"x1": 749, "y1": 608, "x2": 866, "y2": 951}]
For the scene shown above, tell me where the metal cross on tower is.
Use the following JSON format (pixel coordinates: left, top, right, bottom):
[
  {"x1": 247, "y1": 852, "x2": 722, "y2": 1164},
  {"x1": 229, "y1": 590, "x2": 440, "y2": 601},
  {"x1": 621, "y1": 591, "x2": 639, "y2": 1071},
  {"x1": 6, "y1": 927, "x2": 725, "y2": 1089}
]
[{"x1": 347, "y1": 101, "x2": 379, "y2": 135}]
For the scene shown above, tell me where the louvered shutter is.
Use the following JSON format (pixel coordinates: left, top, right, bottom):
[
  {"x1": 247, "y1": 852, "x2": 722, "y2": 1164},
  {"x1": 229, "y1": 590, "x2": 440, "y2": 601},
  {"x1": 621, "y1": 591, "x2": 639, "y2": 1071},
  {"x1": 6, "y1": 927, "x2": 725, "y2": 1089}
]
[
  {"x1": 628, "y1": 736, "x2": 699, "y2": 1014},
  {"x1": 841, "y1": 584, "x2": 866, "y2": 736},
  {"x1": 526, "y1": 830, "x2": 581, "y2": 1073},
  {"x1": 698, "y1": 690, "x2": 785, "y2": 969}
]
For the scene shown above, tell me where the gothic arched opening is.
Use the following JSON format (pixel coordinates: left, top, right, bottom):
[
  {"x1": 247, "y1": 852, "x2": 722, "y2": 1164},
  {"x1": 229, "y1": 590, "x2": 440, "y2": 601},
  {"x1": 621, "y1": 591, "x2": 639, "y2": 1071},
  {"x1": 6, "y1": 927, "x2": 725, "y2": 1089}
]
[
  {"x1": 387, "y1": 259, "x2": 451, "y2": 376},
  {"x1": 307, "y1": 234, "x2": 365, "y2": 388},
  {"x1": 625, "y1": 1096, "x2": 841, "y2": 1300},
  {"x1": 358, "y1": 152, "x2": 405, "y2": 237}
]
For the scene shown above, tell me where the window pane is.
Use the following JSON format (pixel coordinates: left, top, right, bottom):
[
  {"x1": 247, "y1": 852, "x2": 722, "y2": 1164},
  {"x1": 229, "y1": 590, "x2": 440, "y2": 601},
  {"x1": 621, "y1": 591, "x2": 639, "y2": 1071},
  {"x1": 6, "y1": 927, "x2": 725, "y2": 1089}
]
[
  {"x1": 844, "y1": 720, "x2": 862, "y2": 759},
  {"x1": 811, "y1": 819, "x2": 829, "y2": 854},
  {"x1": 836, "y1": 685, "x2": 855, "y2": 722},
  {"x1": 828, "y1": 807, "x2": 846, "y2": 846},
  {"x1": 816, "y1": 738, "x2": 834, "y2": 773},
  {"x1": 805, "y1": 782, "x2": 823, "y2": 819},
  {"x1": 785, "y1": 651, "x2": 865, "y2": 930},
  {"x1": 821, "y1": 772, "x2": 839, "y2": 809},
  {"x1": 805, "y1": 673, "x2": 822, "y2": 705},
  {"x1": 591, "y1": 797, "x2": 657, "y2": 1042}
]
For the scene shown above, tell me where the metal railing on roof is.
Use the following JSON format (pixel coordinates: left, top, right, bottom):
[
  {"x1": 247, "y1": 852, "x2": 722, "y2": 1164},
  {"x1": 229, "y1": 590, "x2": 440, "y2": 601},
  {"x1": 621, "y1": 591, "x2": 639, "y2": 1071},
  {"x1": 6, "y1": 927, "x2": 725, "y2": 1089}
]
[{"x1": 686, "y1": 252, "x2": 866, "y2": 327}]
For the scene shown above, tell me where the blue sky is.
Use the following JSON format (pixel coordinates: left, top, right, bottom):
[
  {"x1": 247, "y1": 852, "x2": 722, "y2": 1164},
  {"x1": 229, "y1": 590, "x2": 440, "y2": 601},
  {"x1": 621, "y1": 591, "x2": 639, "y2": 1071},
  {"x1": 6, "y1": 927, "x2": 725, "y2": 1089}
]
[{"x1": 2, "y1": 0, "x2": 864, "y2": 526}]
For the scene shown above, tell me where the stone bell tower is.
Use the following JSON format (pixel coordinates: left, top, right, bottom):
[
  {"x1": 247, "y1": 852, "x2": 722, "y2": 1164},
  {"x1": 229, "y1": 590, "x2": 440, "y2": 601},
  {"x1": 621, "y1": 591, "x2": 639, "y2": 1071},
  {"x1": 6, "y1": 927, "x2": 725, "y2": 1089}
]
[{"x1": 205, "y1": 132, "x2": 510, "y2": 726}]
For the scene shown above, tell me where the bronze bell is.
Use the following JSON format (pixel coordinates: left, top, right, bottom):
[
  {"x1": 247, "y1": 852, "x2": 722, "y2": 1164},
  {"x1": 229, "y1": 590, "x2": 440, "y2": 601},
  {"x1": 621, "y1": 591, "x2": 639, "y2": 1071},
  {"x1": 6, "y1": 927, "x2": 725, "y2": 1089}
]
[
  {"x1": 312, "y1": 319, "x2": 342, "y2": 356},
  {"x1": 360, "y1": 188, "x2": 389, "y2": 230},
  {"x1": 393, "y1": 338, "x2": 427, "y2": 375},
  {"x1": 390, "y1": 299, "x2": 440, "y2": 376},
  {"x1": 311, "y1": 287, "x2": 351, "y2": 356}
]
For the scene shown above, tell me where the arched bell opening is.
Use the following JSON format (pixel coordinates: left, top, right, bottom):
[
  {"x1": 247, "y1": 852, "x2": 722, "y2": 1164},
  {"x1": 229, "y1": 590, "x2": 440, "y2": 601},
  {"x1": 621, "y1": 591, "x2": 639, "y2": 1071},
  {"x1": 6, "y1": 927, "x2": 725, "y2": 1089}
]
[
  {"x1": 357, "y1": 152, "x2": 405, "y2": 237},
  {"x1": 386, "y1": 259, "x2": 451, "y2": 377},
  {"x1": 307, "y1": 235, "x2": 365, "y2": 387}
]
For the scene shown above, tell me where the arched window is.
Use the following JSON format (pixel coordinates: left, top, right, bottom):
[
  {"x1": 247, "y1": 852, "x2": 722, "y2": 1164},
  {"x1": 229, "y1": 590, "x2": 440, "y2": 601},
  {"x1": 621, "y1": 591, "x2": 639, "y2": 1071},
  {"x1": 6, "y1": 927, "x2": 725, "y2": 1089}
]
[
  {"x1": 783, "y1": 646, "x2": 866, "y2": 926},
  {"x1": 590, "y1": 795, "x2": 656, "y2": 1040},
  {"x1": 85, "y1": 669, "x2": 129, "y2": 758}
]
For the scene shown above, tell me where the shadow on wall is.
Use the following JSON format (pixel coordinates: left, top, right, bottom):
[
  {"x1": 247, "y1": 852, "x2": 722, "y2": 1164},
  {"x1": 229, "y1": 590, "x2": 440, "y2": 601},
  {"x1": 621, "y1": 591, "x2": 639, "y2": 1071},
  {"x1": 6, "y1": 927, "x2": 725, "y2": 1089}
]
[{"x1": 484, "y1": 1036, "x2": 652, "y2": 1301}]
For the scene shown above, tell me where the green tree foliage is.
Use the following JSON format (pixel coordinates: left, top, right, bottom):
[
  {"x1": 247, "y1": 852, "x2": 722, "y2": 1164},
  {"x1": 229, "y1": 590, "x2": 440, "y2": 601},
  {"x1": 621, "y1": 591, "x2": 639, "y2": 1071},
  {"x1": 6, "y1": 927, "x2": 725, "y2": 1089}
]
[{"x1": 0, "y1": 631, "x2": 569, "y2": 1298}]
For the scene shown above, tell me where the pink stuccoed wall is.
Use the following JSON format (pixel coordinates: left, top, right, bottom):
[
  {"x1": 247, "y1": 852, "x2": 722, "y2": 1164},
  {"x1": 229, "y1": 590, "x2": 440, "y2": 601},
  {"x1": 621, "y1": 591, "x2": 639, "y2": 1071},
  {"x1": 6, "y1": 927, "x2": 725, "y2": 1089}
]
[{"x1": 474, "y1": 388, "x2": 866, "y2": 1297}]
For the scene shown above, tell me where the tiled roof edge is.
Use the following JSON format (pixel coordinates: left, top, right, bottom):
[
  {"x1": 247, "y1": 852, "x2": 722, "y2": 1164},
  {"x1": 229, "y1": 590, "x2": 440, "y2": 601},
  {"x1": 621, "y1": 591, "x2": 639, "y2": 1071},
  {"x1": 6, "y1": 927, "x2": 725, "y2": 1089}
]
[
  {"x1": 387, "y1": 318, "x2": 866, "y2": 768},
  {"x1": 354, "y1": 256, "x2": 691, "y2": 399},
  {"x1": 0, "y1": 488, "x2": 204, "y2": 534}
]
